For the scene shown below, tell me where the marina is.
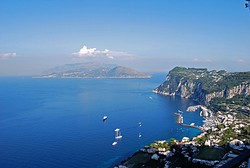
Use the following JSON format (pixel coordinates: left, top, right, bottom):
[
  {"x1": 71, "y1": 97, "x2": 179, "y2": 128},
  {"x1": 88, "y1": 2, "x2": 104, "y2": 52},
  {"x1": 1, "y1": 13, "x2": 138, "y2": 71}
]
[
  {"x1": 175, "y1": 111, "x2": 204, "y2": 131},
  {"x1": 180, "y1": 123, "x2": 204, "y2": 131}
]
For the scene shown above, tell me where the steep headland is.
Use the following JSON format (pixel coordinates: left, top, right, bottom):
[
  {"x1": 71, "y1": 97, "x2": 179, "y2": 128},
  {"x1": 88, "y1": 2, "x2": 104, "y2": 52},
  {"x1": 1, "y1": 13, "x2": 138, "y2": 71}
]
[
  {"x1": 116, "y1": 67, "x2": 250, "y2": 168},
  {"x1": 153, "y1": 67, "x2": 250, "y2": 108}
]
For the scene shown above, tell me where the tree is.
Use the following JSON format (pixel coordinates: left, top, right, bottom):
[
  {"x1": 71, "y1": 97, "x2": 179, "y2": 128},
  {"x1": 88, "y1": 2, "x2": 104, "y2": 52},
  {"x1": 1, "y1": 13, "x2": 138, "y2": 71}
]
[{"x1": 169, "y1": 138, "x2": 176, "y2": 147}]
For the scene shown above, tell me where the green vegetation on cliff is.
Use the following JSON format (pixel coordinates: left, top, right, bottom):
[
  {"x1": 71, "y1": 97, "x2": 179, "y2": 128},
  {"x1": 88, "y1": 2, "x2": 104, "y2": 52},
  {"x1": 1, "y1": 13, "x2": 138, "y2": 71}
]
[
  {"x1": 157, "y1": 67, "x2": 250, "y2": 94},
  {"x1": 210, "y1": 95, "x2": 250, "y2": 117},
  {"x1": 154, "y1": 67, "x2": 250, "y2": 116}
]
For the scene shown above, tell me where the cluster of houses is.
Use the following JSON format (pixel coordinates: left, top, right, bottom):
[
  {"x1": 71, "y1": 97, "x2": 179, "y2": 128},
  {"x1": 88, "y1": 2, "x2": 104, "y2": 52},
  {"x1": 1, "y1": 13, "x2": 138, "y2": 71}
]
[
  {"x1": 136, "y1": 135, "x2": 249, "y2": 167},
  {"x1": 136, "y1": 111, "x2": 249, "y2": 167},
  {"x1": 116, "y1": 107, "x2": 249, "y2": 168}
]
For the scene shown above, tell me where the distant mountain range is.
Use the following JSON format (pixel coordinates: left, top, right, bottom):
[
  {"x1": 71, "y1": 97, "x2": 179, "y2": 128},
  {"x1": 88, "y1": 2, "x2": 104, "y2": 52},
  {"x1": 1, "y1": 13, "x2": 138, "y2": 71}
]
[{"x1": 35, "y1": 62, "x2": 151, "y2": 78}]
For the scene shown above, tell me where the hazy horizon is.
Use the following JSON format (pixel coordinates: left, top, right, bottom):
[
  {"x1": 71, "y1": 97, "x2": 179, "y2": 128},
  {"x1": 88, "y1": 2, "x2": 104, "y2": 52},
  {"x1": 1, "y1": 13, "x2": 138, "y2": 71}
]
[{"x1": 0, "y1": 0, "x2": 249, "y2": 76}]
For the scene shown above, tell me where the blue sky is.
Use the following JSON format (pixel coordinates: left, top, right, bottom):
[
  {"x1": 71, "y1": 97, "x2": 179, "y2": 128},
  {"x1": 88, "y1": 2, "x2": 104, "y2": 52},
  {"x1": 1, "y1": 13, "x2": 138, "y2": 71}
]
[{"x1": 0, "y1": 0, "x2": 249, "y2": 75}]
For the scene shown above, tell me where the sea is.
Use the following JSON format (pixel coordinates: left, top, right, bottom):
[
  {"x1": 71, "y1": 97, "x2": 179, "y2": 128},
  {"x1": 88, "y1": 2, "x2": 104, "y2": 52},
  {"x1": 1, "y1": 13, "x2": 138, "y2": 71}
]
[{"x1": 0, "y1": 74, "x2": 203, "y2": 168}]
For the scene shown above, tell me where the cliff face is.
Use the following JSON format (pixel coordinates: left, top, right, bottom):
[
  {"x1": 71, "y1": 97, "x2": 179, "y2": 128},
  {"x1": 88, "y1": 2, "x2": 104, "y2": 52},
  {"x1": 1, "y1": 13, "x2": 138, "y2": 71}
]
[
  {"x1": 205, "y1": 82, "x2": 250, "y2": 104},
  {"x1": 153, "y1": 67, "x2": 250, "y2": 105}
]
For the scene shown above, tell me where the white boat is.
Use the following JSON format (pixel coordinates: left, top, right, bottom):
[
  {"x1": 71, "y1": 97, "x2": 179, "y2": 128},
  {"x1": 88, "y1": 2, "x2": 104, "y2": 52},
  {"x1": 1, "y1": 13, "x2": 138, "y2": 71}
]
[
  {"x1": 115, "y1": 128, "x2": 120, "y2": 132},
  {"x1": 139, "y1": 133, "x2": 142, "y2": 138},
  {"x1": 115, "y1": 128, "x2": 122, "y2": 139},
  {"x1": 116, "y1": 135, "x2": 122, "y2": 139},
  {"x1": 178, "y1": 110, "x2": 183, "y2": 113},
  {"x1": 112, "y1": 141, "x2": 117, "y2": 146},
  {"x1": 103, "y1": 115, "x2": 108, "y2": 121}
]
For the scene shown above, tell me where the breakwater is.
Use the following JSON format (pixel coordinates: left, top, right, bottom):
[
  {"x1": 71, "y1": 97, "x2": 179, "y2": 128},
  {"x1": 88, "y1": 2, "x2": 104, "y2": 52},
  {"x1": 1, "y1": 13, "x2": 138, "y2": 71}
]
[{"x1": 180, "y1": 123, "x2": 204, "y2": 131}]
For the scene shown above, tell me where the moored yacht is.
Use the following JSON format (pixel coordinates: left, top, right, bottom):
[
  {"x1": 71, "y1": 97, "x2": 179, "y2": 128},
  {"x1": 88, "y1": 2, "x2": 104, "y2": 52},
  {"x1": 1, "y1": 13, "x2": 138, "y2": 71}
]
[
  {"x1": 112, "y1": 141, "x2": 117, "y2": 146},
  {"x1": 103, "y1": 115, "x2": 108, "y2": 121},
  {"x1": 115, "y1": 128, "x2": 122, "y2": 139}
]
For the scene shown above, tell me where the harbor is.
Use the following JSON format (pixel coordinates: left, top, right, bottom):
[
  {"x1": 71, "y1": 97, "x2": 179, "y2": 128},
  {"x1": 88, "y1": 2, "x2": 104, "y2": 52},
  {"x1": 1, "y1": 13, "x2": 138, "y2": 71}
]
[
  {"x1": 180, "y1": 123, "x2": 204, "y2": 131},
  {"x1": 175, "y1": 111, "x2": 204, "y2": 131}
]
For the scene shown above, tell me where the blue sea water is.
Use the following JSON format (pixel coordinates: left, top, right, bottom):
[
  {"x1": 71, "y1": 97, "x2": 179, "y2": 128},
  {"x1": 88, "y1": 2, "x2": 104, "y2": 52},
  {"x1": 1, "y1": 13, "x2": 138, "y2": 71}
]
[{"x1": 0, "y1": 74, "x2": 203, "y2": 168}]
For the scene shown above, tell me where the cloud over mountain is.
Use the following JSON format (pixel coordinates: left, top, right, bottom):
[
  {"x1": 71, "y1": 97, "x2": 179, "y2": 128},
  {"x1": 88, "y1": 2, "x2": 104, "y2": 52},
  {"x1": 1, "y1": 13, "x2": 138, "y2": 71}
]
[
  {"x1": 0, "y1": 52, "x2": 16, "y2": 60},
  {"x1": 72, "y1": 45, "x2": 133, "y2": 60}
]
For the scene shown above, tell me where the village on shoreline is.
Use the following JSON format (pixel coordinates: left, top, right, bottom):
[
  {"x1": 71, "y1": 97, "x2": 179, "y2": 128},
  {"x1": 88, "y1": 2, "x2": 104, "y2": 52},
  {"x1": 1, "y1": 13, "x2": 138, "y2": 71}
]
[
  {"x1": 115, "y1": 67, "x2": 250, "y2": 168},
  {"x1": 115, "y1": 104, "x2": 250, "y2": 168}
]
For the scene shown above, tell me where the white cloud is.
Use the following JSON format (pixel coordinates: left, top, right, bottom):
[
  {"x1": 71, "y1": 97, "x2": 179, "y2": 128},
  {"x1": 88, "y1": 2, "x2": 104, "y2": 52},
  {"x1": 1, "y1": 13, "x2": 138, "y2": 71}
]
[
  {"x1": 192, "y1": 58, "x2": 212, "y2": 63},
  {"x1": 72, "y1": 45, "x2": 134, "y2": 60},
  {"x1": 236, "y1": 59, "x2": 245, "y2": 64},
  {"x1": 77, "y1": 45, "x2": 98, "y2": 56},
  {"x1": 0, "y1": 52, "x2": 16, "y2": 60}
]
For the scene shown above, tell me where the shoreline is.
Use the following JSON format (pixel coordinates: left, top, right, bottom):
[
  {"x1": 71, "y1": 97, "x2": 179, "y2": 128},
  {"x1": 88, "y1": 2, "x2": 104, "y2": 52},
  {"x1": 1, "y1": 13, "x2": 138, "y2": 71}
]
[
  {"x1": 179, "y1": 123, "x2": 204, "y2": 131},
  {"x1": 32, "y1": 76, "x2": 152, "y2": 79},
  {"x1": 115, "y1": 104, "x2": 210, "y2": 167},
  {"x1": 115, "y1": 102, "x2": 250, "y2": 168}
]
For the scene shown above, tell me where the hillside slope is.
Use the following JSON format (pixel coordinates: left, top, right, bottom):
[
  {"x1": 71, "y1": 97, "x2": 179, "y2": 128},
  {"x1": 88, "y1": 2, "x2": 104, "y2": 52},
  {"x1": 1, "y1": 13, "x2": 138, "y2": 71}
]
[
  {"x1": 153, "y1": 67, "x2": 250, "y2": 105},
  {"x1": 37, "y1": 62, "x2": 151, "y2": 78}
]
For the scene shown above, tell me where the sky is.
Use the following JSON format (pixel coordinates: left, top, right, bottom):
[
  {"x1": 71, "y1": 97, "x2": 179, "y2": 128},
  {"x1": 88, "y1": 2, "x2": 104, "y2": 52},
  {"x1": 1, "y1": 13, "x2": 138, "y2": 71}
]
[{"x1": 0, "y1": 0, "x2": 250, "y2": 75}]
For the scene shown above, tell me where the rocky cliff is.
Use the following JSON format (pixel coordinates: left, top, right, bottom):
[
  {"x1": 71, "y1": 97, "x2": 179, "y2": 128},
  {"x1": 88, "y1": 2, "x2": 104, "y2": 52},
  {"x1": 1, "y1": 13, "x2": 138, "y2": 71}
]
[
  {"x1": 205, "y1": 82, "x2": 250, "y2": 104},
  {"x1": 153, "y1": 67, "x2": 250, "y2": 105}
]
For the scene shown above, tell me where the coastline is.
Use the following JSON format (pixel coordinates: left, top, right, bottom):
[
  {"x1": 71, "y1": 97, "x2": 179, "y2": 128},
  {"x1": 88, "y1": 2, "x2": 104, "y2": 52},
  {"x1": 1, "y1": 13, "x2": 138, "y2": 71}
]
[
  {"x1": 115, "y1": 102, "x2": 250, "y2": 168},
  {"x1": 32, "y1": 76, "x2": 152, "y2": 79},
  {"x1": 179, "y1": 123, "x2": 204, "y2": 131},
  {"x1": 115, "y1": 104, "x2": 210, "y2": 167}
]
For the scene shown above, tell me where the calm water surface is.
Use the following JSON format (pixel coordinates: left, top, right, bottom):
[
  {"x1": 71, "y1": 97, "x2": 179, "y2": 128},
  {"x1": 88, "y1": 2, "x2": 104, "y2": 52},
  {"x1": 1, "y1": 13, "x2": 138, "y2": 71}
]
[{"x1": 0, "y1": 74, "x2": 203, "y2": 168}]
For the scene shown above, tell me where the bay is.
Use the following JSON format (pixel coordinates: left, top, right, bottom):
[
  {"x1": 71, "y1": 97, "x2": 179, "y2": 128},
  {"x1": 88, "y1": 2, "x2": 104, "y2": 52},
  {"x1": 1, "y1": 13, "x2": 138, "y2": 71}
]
[{"x1": 0, "y1": 74, "x2": 203, "y2": 168}]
